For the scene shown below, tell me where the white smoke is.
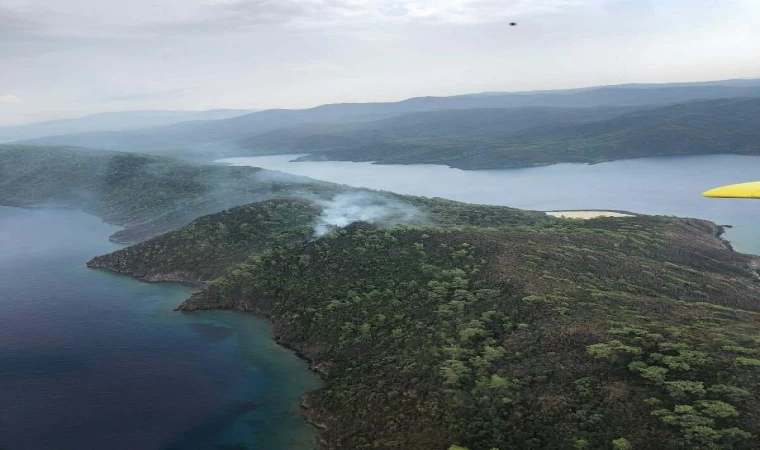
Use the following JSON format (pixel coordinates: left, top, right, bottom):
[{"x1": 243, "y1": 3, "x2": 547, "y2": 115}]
[{"x1": 313, "y1": 192, "x2": 422, "y2": 237}]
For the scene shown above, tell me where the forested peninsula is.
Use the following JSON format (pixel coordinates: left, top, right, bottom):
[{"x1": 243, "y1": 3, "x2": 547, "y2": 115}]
[
  {"x1": 93, "y1": 204, "x2": 760, "y2": 450},
  {"x1": 4, "y1": 145, "x2": 760, "y2": 450}
]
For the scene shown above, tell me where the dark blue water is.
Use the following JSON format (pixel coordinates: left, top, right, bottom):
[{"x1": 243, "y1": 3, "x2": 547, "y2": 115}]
[
  {"x1": 221, "y1": 154, "x2": 760, "y2": 254},
  {"x1": 0, "y1": 207, "x2": 321, "y2": 450}
]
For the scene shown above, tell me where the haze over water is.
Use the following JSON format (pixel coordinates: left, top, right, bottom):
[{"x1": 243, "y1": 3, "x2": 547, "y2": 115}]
[
  {"x1": 220, "y1": 154, "x2": 760, "y2": 255},
  {"x1": 0, "y1": 206, "x2": 321, "y2": 450}
]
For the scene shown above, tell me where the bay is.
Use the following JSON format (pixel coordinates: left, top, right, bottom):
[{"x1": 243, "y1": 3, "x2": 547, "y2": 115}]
[{"x1": 0, "y1": 206, "x2": 321, "y2": 450}]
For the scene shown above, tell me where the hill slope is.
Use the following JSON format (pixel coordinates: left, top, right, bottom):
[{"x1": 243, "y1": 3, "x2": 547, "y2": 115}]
[
  {"x1": 0, "y1": 145, "x2": 345, "y2": 242},
  {"x1": 90, "y1": 197, "x2": 760, "y2": 450},
  {"x1": 86, "y1": 195, "x2": 551, "y2": 285},
  {"x1": 236, "y1": 106, "x2": 637, "y2": 153}
]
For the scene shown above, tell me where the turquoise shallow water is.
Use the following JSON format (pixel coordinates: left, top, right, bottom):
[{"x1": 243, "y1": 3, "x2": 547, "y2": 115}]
[
  {"x1": 221, "y1": 154, "x2": 760, "y2": 255},
  {"x1": 0, "y1": 206, "x2": 321, "y2": 450}
]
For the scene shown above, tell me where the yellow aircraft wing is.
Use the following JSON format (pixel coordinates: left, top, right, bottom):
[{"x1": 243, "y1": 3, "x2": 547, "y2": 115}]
[{"x1": 703, "y1": 181, "x2": 760, "y2": 199}]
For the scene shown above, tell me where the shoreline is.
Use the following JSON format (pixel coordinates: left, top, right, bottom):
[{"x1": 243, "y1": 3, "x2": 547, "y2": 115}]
[
  {"x1": 175, "y1": 299, "x2": 333, "y2": 449},
  {"x1": 86, "y1": 259, "x2": 329, "y2": 446},
  {"x1": 85, "y1": 263, "x2": 207, "y2": 288},
  {"x1": 15, "y1": 199, "x2": 329, "y2": 448},
  {"x1": 0, "y1": 206, "x2": 323, "y2": 449},
  {"x1": 92, "y1": 266, "x2": 328, "y2": 448},
  {"x1": 283, "y1": 151, "x2": 756, "y2": 171},
  {"x1": 51, "y1": 203, "x2": 328, "y2": 449},
  {"x1": 544, "y1": 209, "x2": 636, "y2": 219}
]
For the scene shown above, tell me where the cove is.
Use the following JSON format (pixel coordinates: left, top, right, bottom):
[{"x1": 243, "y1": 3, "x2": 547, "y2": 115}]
[
  {"x1": 0, "y1": 206, "x2": 321, "y2": 450},
  {"x1": 219, "y1": 154, "x2": 760, "y2": 255}
]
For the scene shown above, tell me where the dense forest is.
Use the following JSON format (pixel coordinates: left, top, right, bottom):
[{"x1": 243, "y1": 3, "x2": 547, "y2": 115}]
[
  {"x1": 91, "y1": 195, "x2": 760, "y2": 450},
  {"x1": 87, "y1": 199, "x2": 322, "y2": 284},
  {"x1": 87, "y1": 195, "x2": 552, "y2": 284}
]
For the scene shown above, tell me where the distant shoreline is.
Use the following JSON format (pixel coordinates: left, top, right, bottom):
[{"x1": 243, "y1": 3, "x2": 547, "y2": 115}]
[{"x1": 544, "y1": 210, "x2": 636, "y2": 219}]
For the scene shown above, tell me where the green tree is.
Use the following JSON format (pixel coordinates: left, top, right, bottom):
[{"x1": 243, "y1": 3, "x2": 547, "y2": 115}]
[{"x1": 611, "y1": 437, "x2": 632, "y2": 450}]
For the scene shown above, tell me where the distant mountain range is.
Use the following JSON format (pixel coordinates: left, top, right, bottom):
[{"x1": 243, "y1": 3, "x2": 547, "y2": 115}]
[
  {"x1": 13, "y1": 78, "x2": 760, "y2": 166},
  {"x1": 282, "y1": 97, "x2": 760, "y2": 169},
  {"x1": 0, "y1": 109, "x2": 252, "y2": 143}
]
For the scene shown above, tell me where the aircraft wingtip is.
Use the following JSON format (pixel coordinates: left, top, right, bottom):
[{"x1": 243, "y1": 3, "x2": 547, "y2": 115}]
[{"x1": 702, "y1": 182, "x2": 760, "y2": 199}]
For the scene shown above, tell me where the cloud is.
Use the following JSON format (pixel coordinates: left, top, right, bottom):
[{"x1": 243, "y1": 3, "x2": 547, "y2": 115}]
[
  {"x1": 0, "y1": 95, "x2": 22, "y2": 105},
  {"x1": 144, "y1": 0, "x2": 594, "y2": 34},
  {"x1": 395, "y1": 0, "x2": 591, "y2": 24},
  {"x1": 0, "y1": 5, "x2": 123, "y2": 42},
  {"x1": 290, "y1": 61, "x2": 344, "y2": 73},
  {"x1": 0, "y1": 0, "x2": 597, "y2": 41}
]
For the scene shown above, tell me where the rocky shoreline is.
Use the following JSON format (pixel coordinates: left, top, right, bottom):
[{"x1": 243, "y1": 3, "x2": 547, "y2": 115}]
[
  {"x1": 177, "y1": 294, "x2": 335, "y2": 449},
  {"x1": 88, "y1": 253, "x2": 333, "y2": 448},
  {"x1": 86, "y1": 259, "x2": 206, "y2": 287}
]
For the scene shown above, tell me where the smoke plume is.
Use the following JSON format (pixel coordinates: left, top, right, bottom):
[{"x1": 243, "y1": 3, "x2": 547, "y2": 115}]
[{"x1": 313, "y1": 192, "x2": 422, "y2": 237}]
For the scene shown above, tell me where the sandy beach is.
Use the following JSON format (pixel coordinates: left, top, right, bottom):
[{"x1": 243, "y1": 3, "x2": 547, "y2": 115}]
[{"x1": 545, "y1": 210, "x2": 634, "y2": 219}]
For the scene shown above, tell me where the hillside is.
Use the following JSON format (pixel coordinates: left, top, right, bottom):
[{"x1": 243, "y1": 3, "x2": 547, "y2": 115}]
[
  {"x1": 287, "y1": 97, "x2": 760, "y2": 169},
  {"x1": 0, "y1": 145, "x2": 345, "y2": 243},
  {"x1": 86, "y1": 196, "x2": 552, "y2": 285},
  {"x1": 236, "y1": 106, "x2": 637, "y2": 153},
  {"x1": 89, "y1": 197, "x2": 760, "y2": 450},
  {"x1": 20, "y1": 83, "x2": 760, "y2": 158}
]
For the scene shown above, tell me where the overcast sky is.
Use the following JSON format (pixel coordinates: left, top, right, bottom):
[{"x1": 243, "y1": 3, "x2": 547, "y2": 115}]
[{"x1": 1, "y1": 0, "x2": 759, "y2": 125}]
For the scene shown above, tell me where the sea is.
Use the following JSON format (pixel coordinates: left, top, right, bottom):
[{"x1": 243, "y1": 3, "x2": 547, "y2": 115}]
[
  {"x1": 0, "y1": 206, "x2": 321, "y2": 450},
  {"x1": 3, "y1": 153, "x2": 760, "y2": 450}
]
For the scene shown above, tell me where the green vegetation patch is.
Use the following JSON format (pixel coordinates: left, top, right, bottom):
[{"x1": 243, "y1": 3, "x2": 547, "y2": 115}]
[{"x1": 174, "y1": 216, "x2": 760, "y2": 449}]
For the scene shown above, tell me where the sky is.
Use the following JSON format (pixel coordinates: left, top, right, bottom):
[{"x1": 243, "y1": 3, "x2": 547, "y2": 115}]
[{"x1": 1, "y1": 0, "x2": 759, "y2": 125}]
